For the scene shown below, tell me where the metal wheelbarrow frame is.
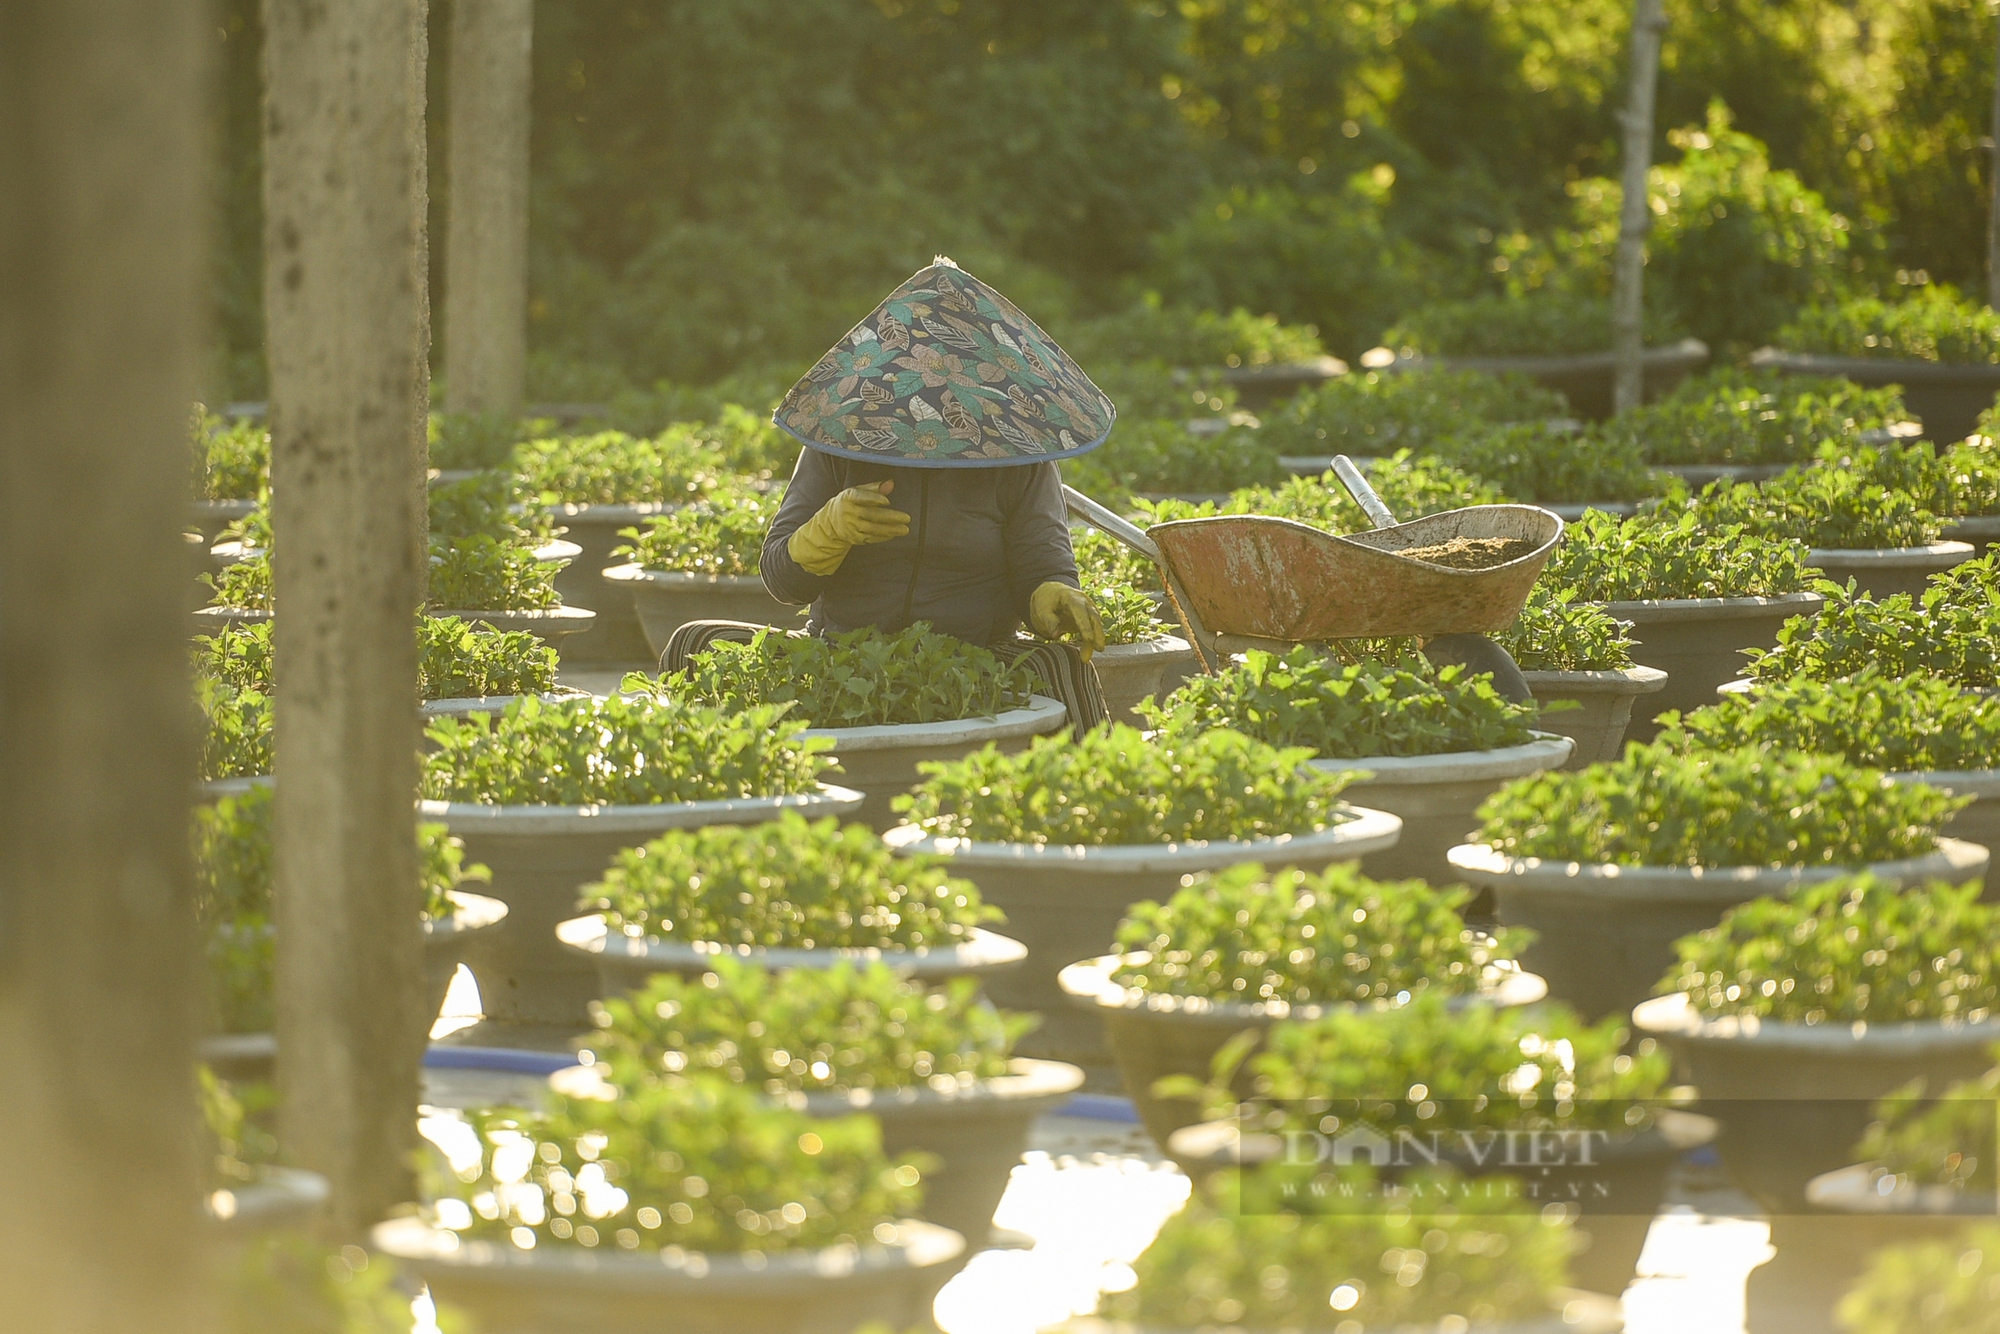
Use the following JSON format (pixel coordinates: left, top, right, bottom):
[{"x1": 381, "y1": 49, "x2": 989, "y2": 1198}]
[{"x1": 1064, "y1": 457, "x2": 1564, "y2": 674}]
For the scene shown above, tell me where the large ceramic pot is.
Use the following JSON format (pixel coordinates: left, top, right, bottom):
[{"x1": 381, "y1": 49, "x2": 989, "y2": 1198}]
[
  {"x1": 1632, "y1": 991, "x2": 2000, "y2": 1210},
  {"x1": 189, "y1": 497, "x2": 257, "y2": 543},
  {"x1": 1308, "y1": 734, "x2": 1575, "y2": 888},
  {"x1": 1166, "y1": 1110, "x2": 1715, "y2": 1298},
  {"x1": 1052, "y1": 1293, "x2": 1624, "y2": 1334},
  {"x1": 1657, "y1": 463, "x2": 1792, "y2": 489},
  {"x1": 882, "y1": 811, "x2": 1403, "y2": 1072},
  {"x1": 192, "y1": 602, "x2": 599, "y2": 651},
  {"x1": 798, "y1": 696, "x2": 1069, "y2": 833},
  {"x1": 214, "y1": 537, "x2": 582, "y2": 570},
  {"x1": 1216, "y1": 355, "x2": 1347, "y2": 408},
  {"x1": 1944, "y1": 514, "x2": 2000, "y2": 558},
  {"x1": 1391, "y1": 339, "x2": 1711, "y2": 419},
  {"x1": 204, "y1": 1166, "x2": 330, "y2": 1237},
  {"x1": 1750, "y1": 347, "x2": 2000, "y2": 443},
  {"x1": 421, "y1": 785, "x2": 865, "y2": 1033},
  {"x1": 547, "y1": 501, "x2": 673, "y2": 665},
  {"x1": 1448, "y1": 840, "x2": 1990, "y2": 1024},
  {"x1": 1519, "y1": 668, "x2": 1669, "y2": 768},
  {"x1": 1596, "y1": 591, "x2": 1824, "y2": 743},
  {"x1": 372, "y1": 1216, "x2": 964, "y2": 1334},
  {"x1": 1057, "y1": 951, "x2": 1546, "y2": 1152},
  {"x1": 1091, "y1": 635, "x2": 1197, "y2": 726},
  {"x1": 553, "y1": 916, "x2": 1028, "y2": 997},
  {"x1": 420, "y1": 689, "x2": 591, "y2": 723},
  {"x1": 1807, "y1": 541, "x2": 1975, "y2": 601},
  {"x1": 1890, "y1": 767, "x2": 2000, "y2": 897},
  {"x1": 600, "y1": 563, "x2": 797, "y2": 663}
]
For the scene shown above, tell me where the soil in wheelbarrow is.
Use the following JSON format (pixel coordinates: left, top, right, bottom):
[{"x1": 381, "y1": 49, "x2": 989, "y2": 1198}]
[{"x1": 1394, "y1": 535, "x2": 1539, "y2": 570}]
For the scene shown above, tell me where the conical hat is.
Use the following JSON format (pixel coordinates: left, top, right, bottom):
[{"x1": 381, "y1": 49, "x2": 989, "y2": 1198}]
[{"x1": 774, "y1": 258, "x2": 1116, "y2": 467}]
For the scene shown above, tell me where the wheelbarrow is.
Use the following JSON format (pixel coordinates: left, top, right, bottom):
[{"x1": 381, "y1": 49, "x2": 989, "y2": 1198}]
[{"x1": 1065, "y1": 456, "x2": 1564, "y2": 673}]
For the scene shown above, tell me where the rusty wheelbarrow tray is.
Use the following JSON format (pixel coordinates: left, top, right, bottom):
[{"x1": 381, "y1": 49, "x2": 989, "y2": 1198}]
[{"x1": 1063, "y1": 473, "x2": 1563, "y2": 672}]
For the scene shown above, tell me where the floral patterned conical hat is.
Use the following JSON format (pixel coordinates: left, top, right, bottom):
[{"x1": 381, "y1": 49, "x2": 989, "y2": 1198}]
[{"x1": 774, "y1": 258, "x2": 1116, "y2": 467}]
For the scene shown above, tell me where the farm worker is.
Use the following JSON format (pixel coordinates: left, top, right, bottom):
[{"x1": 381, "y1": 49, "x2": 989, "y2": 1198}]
[{"x1": 659, "y1": 257, "x2": 1114, "y2": 727}]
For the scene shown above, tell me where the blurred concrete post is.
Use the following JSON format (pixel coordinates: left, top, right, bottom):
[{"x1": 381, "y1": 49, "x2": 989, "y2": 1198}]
[
  {"x1": 1989, "y1": 10, "x2": 2000, "y2": 308},
  {"x1": 444, "y1": 0, "x2": 534, "y2": 416},
  {"x1": 1612, "y1": 0, "x2": 1667, "y2": 415},
  {"x1": 412, "y1": 0, "x2": 435, "y2": 592},
  {"x1": 0, "y1": 5, "x2": 210, "y2": 1333},
  {"x1": 264, "y1": 0, "x2": 429, "y2": 1233}
]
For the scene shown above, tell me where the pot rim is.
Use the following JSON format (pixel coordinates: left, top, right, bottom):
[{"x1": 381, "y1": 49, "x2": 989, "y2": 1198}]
[
  {"x1": 1054, "y1": 1290, "x2": 1625, "y2": 1334},
  {"x1": 418, "y1": 783, "x2": 866, "y2": 834},
  {"x1": 1804, "y1": 1161, "x2": 2000, "y2": 1217},
  {"x1": 1750, "y1": 347, "x2": 2000, "y2": 381},
  {"x1": 429, "y1": 890, "x2": 509, "y2": 938},
  {"x1": 880, "y1": 806, "x2": 1404, "y2": 874},
  {"x1": 205, "y1": 1165, "x2": 331, "y2": 1231},
  {"x1": 420, "y1": 688, "x2": 591, "y2": 719},
  {"x1": 1056, "y1": 950, "x2": 1547, "y2": 1021},
  {"x1": 548, "y1": 1056, "x2": 1083, "y2": 1116},
  {"x1": 1596, "y1": 590, "x2": 1824, "y2": 621},
  {"x1": 554, "y1": 915, "x2": 1027, "y2": 976},
  {"x1": 545, "y1": 500, "x2": 675, "y2": 521},
  {"x1": 1095, "y1": 633, "x2": 1195, "y2": 658},
  {"x1": 1632, "y1": 991, "x2": 2000, "y2": 1050},
  {"x1": 1888, "y1": 768, "x2": 2000, "y2": 797},
  {"x1": 1307, "y1": 733, "x2": 1573, "y2": 785},
  {"x1": 1806, "y1": 541, "x2": 1975, "y2": 564},
  {"x1": 428, "y1": 605, "x2": 597, "y2": 626},
  {"x1": 369, "y1": 1215, "x2": 965, "y2": 1292},
  {"x1": 797, "y1": 695, "x2": 1067, "y2": 751},
  {"x1": 1446, "y1": 838, "x2": 1988, "y2": 903},
  {"x1": 1517, "y1": 665, "x2": 1669, "y2": 694},
  {"x1": 600, "y1": 562, "x2": 765, "y2": 589}
]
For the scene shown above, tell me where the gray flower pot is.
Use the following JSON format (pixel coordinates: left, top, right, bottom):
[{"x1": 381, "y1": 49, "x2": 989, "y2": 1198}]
[
  {"x1": 1058, "y1": 951, "x2": 1546, "y2": 1154},
  {"x1": 1053, "y1": 1292, "x2": 1624, "y2": 1334},
  {"x1": 883, "y1": 810, "x2": 1404, "y2": 1072},
  {"x1": 205, "y1": 1165, "x2": 330, "y2": 1237},
  {"x1": 1890, "y1": 768, "x2": 2000, "y2": 897},
  {"x1": 1519, "y1": 668, "x2": 1669, "y2": 768},
  {"x1": 1657, "y1": 463, "x2": 1793, "y2": 488},
  {"x1": 371, "y1": 1216, "x2": 964, "y2": 1334},
  {"x1": 1308, "y1": 734, "x2": 1574, "y2": 889},
  {"x1": 189, "y1": 497, "x2": 257, "y2": 542},
  {"x1": 1448, "y1": 840, "x2": 1990, "y2": 1023},
  {"x1": 1750, "y1": 347, "x2": 2000, "y2": 443},
  {"x1": 600, "y1": 563, "x2": 799, "y2": 664},
  {"x1": 192, "y1": 602, "x2": 598, "y2": 651},
  {"x1": 548, "y1": 502, "x2": 674, "y2": 665},
  {"x1": 1632, "y1": 991, "x2": 2000, "y2": 1211},
  {"x1": 1092, "y1": 635, "x2": 1197, "y2": 726},
  {"x1": 421, "y1": 785, "x2": 865, "y2": 1032},
  {"x1": 1596, "y1": 592, "x2": 1825, "y2": 743},
  {"x1": 214, "y1": 536, "x2": 581, "y2": 571},
  {"x1": 1944, "y1": 513, "x2": 2000, "y2": 558},
  {"x1": 800, "y1": 696, "x2": 1069, "y2": 832},
  {"x1": 1391, "y1": 339, "x2": 1711, "y2": 419},
  {"x1": 554, "y1": 916, "x2": 1028, "y2": 997},
  {"x1": 1216, "y1": 355, "x2": 1347, "y2": 407},
  {"x1": 1166, "y1": 1110, "x2": 1715, "y2": 1298},
  {"x1": 420, "y1": 689, "x2": 591, "y2": 725},
  {"x1": 1807, "y1": 541, "x2": 1976, "y2": 601}
]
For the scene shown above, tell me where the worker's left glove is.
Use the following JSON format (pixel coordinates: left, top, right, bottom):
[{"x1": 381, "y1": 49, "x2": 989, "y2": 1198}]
[{"x1": 1029, "y1": 581, "x2": 1106, "y2": 663}]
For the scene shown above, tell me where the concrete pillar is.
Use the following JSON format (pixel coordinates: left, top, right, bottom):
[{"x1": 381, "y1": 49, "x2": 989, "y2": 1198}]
[
  {"x1": 263, "y1": 0, "x2": 429, "y2": 1233},
  {"x1": 1611, "y1": 0, "x2": 1667, "y2": 416},
  {"x1": 0, "y1": 5, "x2": 211, "y2": 1333},
  {"x1": 444, "y1": 0, "x2": 534, "y2": 417}
]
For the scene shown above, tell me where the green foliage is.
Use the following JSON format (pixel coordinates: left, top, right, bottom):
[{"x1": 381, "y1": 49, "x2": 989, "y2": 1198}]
[
  {"x1": 1066, "y1": 418, "x2": 1286, "y2": 499},
  {"x1": 1822, "y1": 436, "x2": 2000, "y2": 520},
  {"x1": 1112, "y1": 862, "x2": 1520, "y2": 1007},
  {"x1": 1141, "y1": 647, "x2": 1539, "y2": 760},
  {"x1": 219, "y1": 1233, "x2": 423, "y2": 1334},
  {"x1": 897, "y1": 723, "x2": 1353, "y2": 847},
  {"x1": 193, "y1": 408, "x2": 269, "y2": 501},
  {"x1": 200, "y1": 677, "x2": 272, "y2": 781},
  {"x1": 427, "y1": 535, "x2": 564, "y2": 611},
  {"x1": 438, "y1": 1078, "x2": 922, "y2": 1253},
  {"x1": 1432, "y1": 420, "x2": 1662, "y2": 505},
  {"x1": 1084, "y1": 572, "x2": 1165, "y2": 646},
  {"x1": 1072, "y1": 524, "x2": 1162, "y2": 592},
  {"x1": 1235, "y1": 453, "x2": 1509, "y2": 533},
  {"x1": 1262, "y1": 368, "x2": 1567, "y2": 459},
  {"x1": 420, "y1": 696, "x2": 832, "y2": 806},
  {"x1": 1542, "y1": 508, "x2": 1815, "y2": 601},
  {"x1": 1681, "y1": 467, "x2": 1942, "y2": 550},
  {"x1": 658, "y1": 624, "x2": 1032, "y2": 728},
  {"x1": 1663, "y1": 875, "x2": 2000, "y2": 1023},
  {"x1": 1102, "y1": 1168, "x2": 1569, "y2": 1330},
  {"x1": 1385, "y1": 290, "x2": 1684, "y2": 358},
  {"x1": 1607, "y1": 370, "x2": 1908, "y2": 467},
  {"x1": 1058, "y1": 303, "x2": 1325, "y2": 370},
  {"x1": 196, "y1": 786, "x2": 487, "y2": 1032},
  {"x1": 1778, "y1": 287, "x2": 2000, "y2": 363},
  {"x1": 614, "y1": 482, "x2": 783, "y2": 576},
  {"x1": 206, "y1": 553, "x2": 273, "y2": 610},
  {"x1": 428, "y1": 470, "x2": 555, "y2": 545},
  {"x1": 513, "y1": 430, "x2": 728, "y2": 507},
  {"x1": 1088, "y1": 361, "x2": 1240, "y2": 424},
  {"x1": 1231, "y1": 993, "x2": 1672, "y2": 1135},
  {"x1": 1744, "y1": 572, "x2": 2000, "y2": 689},
  {"x1": 430, "y1": 411, "x2": 545, "y2": 473},
  {"x1": 197, "y1": 621, "x2": 276, "y2": 693},
  {"x1": 1494, "y1": 585, "x2": 1636, "y2": 672},
  {"x1": 1475, "y1": 742, "x2": 1962, "y2": 869},
  {"x1": 587, "y1": 960, "x2": 1025, "y2": 1095},
  {"x1": 583, "y1": 812, "x2": 997, "y2": 950},
  {"x1": 1857, "y1": 1059, "x2": 2000, "y2": 1195},
  {"x1": 1661, "y1": 668, "x2": 2000, "y2": 773},
  {"x1": 417, "y1": 615, "x2": 561, "y2": 700},
  {"x1": 1836, "y1": 1222, "x2": 2000, "y2": 1334}
]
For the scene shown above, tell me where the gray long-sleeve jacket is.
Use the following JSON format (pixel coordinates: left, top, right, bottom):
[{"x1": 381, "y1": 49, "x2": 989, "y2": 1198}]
[{"x1": 760, "y1": 448, "x2": 1079, "y2": 645}]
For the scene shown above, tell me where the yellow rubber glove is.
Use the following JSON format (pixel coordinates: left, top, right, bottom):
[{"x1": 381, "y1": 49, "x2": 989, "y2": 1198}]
[
  {"x1": 786, "y1": 480, "x2": 911, "y2": 576},
  {"x1": 1029, "y1": 581, "x2": 1106, "y2": 662}
]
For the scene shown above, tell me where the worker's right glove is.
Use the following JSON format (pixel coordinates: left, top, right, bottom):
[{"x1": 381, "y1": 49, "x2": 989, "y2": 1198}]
[
  {"x1": 1029, "y1": 580, "x2": 1107, "y2": 663},
  {"x1": 786, "y1": 481, "x2": 911, "y2": 576}
]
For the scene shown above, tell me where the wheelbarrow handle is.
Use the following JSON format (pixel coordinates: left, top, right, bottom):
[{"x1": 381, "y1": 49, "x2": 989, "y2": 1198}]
[
  {"x1": 1331, "y1": 455, "x2": 1398, "y2": 530},
  {"x1": 1062, "y1": 484, "x2": 1163, "y2": 563}
]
